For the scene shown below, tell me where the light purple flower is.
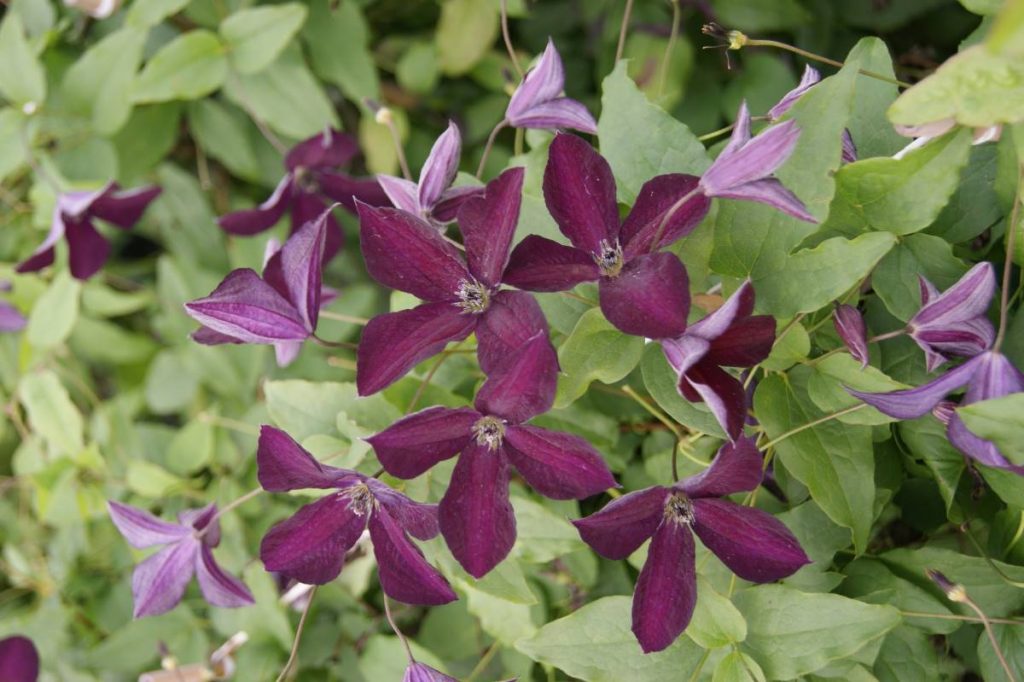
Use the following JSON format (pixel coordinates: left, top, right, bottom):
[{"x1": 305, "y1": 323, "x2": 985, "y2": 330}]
[
  {"x1": 908, "y1": 262, "x2": 995, "y2": 372},
  {"x1": 0, "y1": 303, "x2": 26, "y2": 333},
  {"x1": 574, "y1": 438, "x2": 809, "y2": 653},
  {"x1": 505, "y1": 38, "x2": 597, "y2": 134},
  {"x1": 833, "y1": 304, "x2": 869, "y2": 368},
  {"x1": 368, "y1": 334, "x2": 617, "y2": 578},
  {"x1": 503, "y1": 133, "x2": 709, "y2": 339},
  {"x1": 257, "y1": 426, "x2": 457, "y2": 605},
  {"x1": 0, "y1": 636, "x2": 38, "y2": 682},
  {"x1": 659, "y1": 281, "x2": 776, "y2": 441},
  {"x1": 403, "y1": 662, "x2": 457, "y2": 682},
  {"x1": 16, "y1": 182, "x2": 161, "y2": 280},
  {"x1": 218, "y1": 129, "x2": 389, "y2": 262},
  {"x1": 767, "y1": 66, "x2": 856, "y2": 164},
  {"x1": 108, "y1": 501, "x2": 254, "y2": 618},
  {"x1": 185, "y1": 209, "x2": 328, "y2": 367}
]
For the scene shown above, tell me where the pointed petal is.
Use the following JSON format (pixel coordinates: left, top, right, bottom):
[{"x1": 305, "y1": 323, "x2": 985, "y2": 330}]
[
  {"x1": 841, "y1": 130, "x2": 859, "y2": 164},
  {"x1": 474, "y1": 333, "x2": 558, "y2": 423},
  {"x1": 191, "y1": 327, "x2": 242, "y2": 346},
  {"x1": 318, "y1": 171, "x2": 391, "y2": 211},
  {"x1": 687, "y1": 281, "x2": 756, "y2": 340},
  {"x1": 439, "y1": 443, "x2": 516, "y2": 578},
  {"x1": 184, "y1": 269, "x2": 309, "y2": 344},
  {"x1": 274, "y1": 340, "x2": 303, "y2": 367},
  {"x1": 218, "y1": 176, "x2": 292, "y2": 235},
  {"x1": 632, "y1": 520, "x2": 697, "y2": 654},
  {"x1": 459, "y1": 167, "x2": 524, "y2": 288},
  {"x1": 504, "y1": 425, "x2": 617, "y2": 499},
  {"x1": 132, "y1": 539, "x2": 199, "y2": 618},
  {"x1": 290, "y1": 191, "x2": 343, "y2": 263},
  {"x1": 366, "y1": 479, "x2": 441, "y2": 540},
  {"x1": 404, "y1": 662, "x2": 458, "y2": 682},
  {"x1": 620, "y1": 174, "x2": 709, "y2": 257},
  {"x1": 913, "y1": 317, "x2": 995, "y2": 363},
  {"x1": 834, "y1": 305, "x2": 870, "y2": 368},
  {"x1": 543, "y1": 134, "x2": 620, "y2": 254},
  {"x1": 179, "y1": 504, "x2": 219, "y2": 544},
  {"x1": 572, "y1": 486, "x2": 669, "y2": 559},
  {"x1": 599, "y1": 252, "x2": 690, "y2": 339},
  {"x1": 257, "y1": 425, "x2": 355, "y2": 491},
  {"x1": 767, "y1": 65, "x2": 820, "y2": 121},
  {"x1": 502, "y1": 234, "x2": 600, "y2": 292},
  {"x1": 367, "y1": 406, "x2": 477, "y2": 479},
  {"x1": 681, "y1": 363, "x2": 748, "y2": 441},
  {"x1": 507, "y1": 98, "x2": 598, "y2": 134},
  {"x1": 378, "y1": 175, "x2": 420, "y2": 214},
  {"x1": 661, "y1": 336, "x2": 711, "y2": 378},
  {"x1": 912, "y1": 262, "x2": 996, "y2": 327},
  {"x1": 285, "y1": 129, "x2": 358, "y2": 171},
  {"x1": 676, "y1": 437, "x2": 763, "y2": 498},
  {"x1": 704, "y1": 315, "x2": 776, "y2": 367},
  {"x1": 262, "y1": 211, "x2": 327, "y2": 329},
  {"x1": 476, "y1": 290, "x2": 550, "y2": 374},
  {"x1": 947, "y1": 352, "x2": 1024, "y2": 469},
  {"x1": 356, "y1": 302, "x2": 477, "y2": 396},
  {"x1": 65, "y1": 218, "x2": 111, "y2": 280},
  {"x1": 847, "y1": 354, "x2": 984, "y2": 419},
  {"x1": 369, "y1": 506, "x2": 457, "y2": 606},
  {"x1": 418, "y1": 121, "x2": 462, "y2": 211},
  {"x1": 195, "y1": 545, "x2": 254, "y2": 608},
  {"x1": 108, "y1": 501, "x2": 189, "y2": 549},
  {"x1": 692, "y1": 498, "x2": 810, "y2": 581},
  {"x1": 948, "y1": 414, "x2": 1020, "y2": 470},
  {"x1": 433, "y1": 185, "x2": 486, "y2": 223},
  {"x1": 260, "y1": 494, "x2": 367, "y2": 584},
  {"x1": 90, "y1": 185, "x2": 162, "y2": 228},
  {"x1": 507, "y1": 38, "x2": 565, "y2": 118},
  {"x1": 712, "y1": 177, "x2": 816, "y2": 222},
  {"x1": 0, "y1": 636, "x2": 39, "y2": 682},
  {"x1": 701, "y1": 119, "x2": 801, "y2": 196},
  {"x1": 919, "y1": 276, "x2": 940, "y2": 306}
]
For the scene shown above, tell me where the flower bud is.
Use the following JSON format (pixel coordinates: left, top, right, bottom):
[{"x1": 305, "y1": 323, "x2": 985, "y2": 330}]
[
  {"x1": 833, "y1": 304, "x2": 869, "y2": 368},
  {"x1": 926, "y1": 569, "x2": 967, "y2": 603}
]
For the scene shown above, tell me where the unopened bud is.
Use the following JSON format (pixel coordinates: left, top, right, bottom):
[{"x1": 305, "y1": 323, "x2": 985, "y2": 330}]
[
  {"x1": 926, "y1": 569, "x2": 967, "y2": 603},
  {"x1": 833, "y1": 304, "x2": 869, "y2": 368}
]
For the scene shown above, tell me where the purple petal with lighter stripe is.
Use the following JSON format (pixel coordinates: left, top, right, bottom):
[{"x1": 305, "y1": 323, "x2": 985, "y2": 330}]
[
  {"x1": 847, "y1": 354, "x2": 984, "y2": 419},
  {"x1": 418, "y1": 121, "x2": 462, "y2": 211},
  {"x1": 681, "y1": 362, "x2": 749, "y2": 441},
  {"x1": 508, "y1": 98, "x2": 598, "y2": 134},
  {"x1": 108, "y1": 501, "x2": 189, "y2": 548},
  {"x1": 184, "y1": 269, "x2": 310, "y2": 344},
  {"x1": 833, "y1": 304, "x2": 870, "y2": 368},
  {"x1": 378, "y1": 175, "x2": 420, "y2": 214},
  {"x1": 768, "y1": 65, "x2": 820, "y2": 121},
  {"x1": 504, "y1": 425, "x2": 617, "y2": 500},
  {"x1": 573, "y1": 486, "x2": 669, "y2": 559},
  {"x1": 711, "y1": 177, "x2": 815, "y2": 222},
  {"x1": 195, "y1": 545, "x2": 254, "y2": 607},
  {"x1": 368, "y1": 406, "x2": 478, "y2": 479},
  {"x1": 404, "y1": 662, "x2": 458, "y2": 682},
  {"x1": 132, "y1": 539, "x2": 199, "y2": 618},
  {"x1": 262, "y1": 211, "x2": 327, "y2": 330},
  {"x1": 507, "y1": 39, "x2": 565, "y2": 119},
  {"x1": 911, "y1": 262, "x2": 996, "y2": 327}
]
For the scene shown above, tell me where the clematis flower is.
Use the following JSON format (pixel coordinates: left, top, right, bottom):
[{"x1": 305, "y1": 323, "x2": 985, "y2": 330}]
[
  {"x1": 908, "y1": 262, "x2": 995, "y2": 372},
  {"x1": 108, "y1": 501, "x2": 254, "y2": 618},
  {"x1": 16, "y1": 182, "x2": 161, "y2": 280},
  {"x1": 356, "y1": 167, "x2": 550, "y2": 395},
  {"x1": 659, "y1": 281, "x2": 775, "y2": 441},
  {"x1": 767, "y1": 66, "x2": 857, "y2": 164},
  {"x1": 697, "y1": 101, "x2": 815, "y2": 222},
  {"x1": 0, "y1": 636, "x2": 38, "y2": 682},
  {"x1": 504, "y1": 38, "x2": 598, "y2": 134},
  {"x1": 849, "y1": 351, "x2": 1024, "y2": 473},
  {"x1": 574, "y1": 437, "x2": 809, "y2": 653},
  {"x1": 368, "y1": 334, "x2": 617, "y2": 578},
  {"x1": 218, "y1": 129, "x2": 389, "y2": 262},
  {"x1": 503, "y1": 133, "x2": 709, "y2": 339},
  {"x1": 0, "y1": 282, "x2": 26, "y2": 333},
  {"x1": 377, "y1": 121, "x2": 484, "y2": 228},
  {"x1": 185, "y1": 209, "x2": 327, "y2": 367},
  {"x1": 833, "y1": 304, "x2": 869, "y2": 368},
  {"x1": 893, "y1": 120, "x2": 1002, "y2": 160},
  {"x1": 403, "y1": 662, "x2": 457, "y2": 682},
  {"x1": 257, "y1": 426, "x2": 457, "y2": 605}
]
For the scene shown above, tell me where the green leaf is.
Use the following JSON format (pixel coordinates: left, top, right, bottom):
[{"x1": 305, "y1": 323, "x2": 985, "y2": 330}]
[
  {"x1": 687, "y1": 577, "x2": 747, "y2": 649},
  {"x1": 511, "y1": 496, "x2": 585, "y2": 563},
  {"x1": 516, "y1": 596, "x2": 705, "y2": 681},
  {"x1": 875, "y1": 626, "x2": 941, "y2": 682},
  {"x1": 81, "y1": 280, "x2": 153, "y2": 317},
  {"x1": 872, "y1": 233, "x2": 969, "y2": 320},
  {"x1": 845, "y1": 38, "x2": 906, "y2": 159},
  {"x1": 19, "y1": 371, "x2": 84, "y2": 456},
  {"x1": 126, "y1": 459, "x2": 185, "y2": 498},
  {"x1": 126, "y1": 0, "x2": 190, "y2": 28},
  {"x1": 0, "y1": 108, "x2": 27, "y2": 181},
  {"x1": 265, "y1": 380, "x2": 357, "y2": 440},
  {"x1": 761, "y1": 320, "x2": 809, "y2": 372},
  {"x1": 397, "y1": 41, "x2": 441, "y2": 95},
  {"x1": 989, "y1": 0, "x2": 1024, "y2": 57},
  {"x1": 0, "y1": 12, "x2": 46, "y2": 106},
  {"x1": 186, "y1": 99, "x2": 261, "y2": 181},
  {"x1": 734, "y1": 584, "x2": 901, "y2": 679},
  {"x1": 713, "y1": 650, "x2": 766, "y2": 682},
  {"x1": 927, "y1": 144, "x2": 1003, "y2": 243},
  {"x1": 165, "y1": 418, "x2": 214, "y2": 475},
  {"x1": 132, "y1": 30, "x2": 228, "y2": 103},
  {"x1": 113, "y1": 103, "x2": 183, "y2": 182},
  {"x1": 555, "y1": 308, "x2": 644, "y2": 408},
  {"x1": 978, "y1": 623, "x2": 1024, "y2": 682},
  {"x1": 898, "y1": 417, "x2": 965, "y2": 514},
  {"x1": 841, "y1": 558, "x2": 958, "y2": 635},
  {"x1": 303, "y1": 0, "x2": 379, "y2": 103},
  {"x1": 641, "y1": 343, "x2": 726, "y2": 437},
  {"x1": 435, "y1": 0, "x2": 499, "y2": 77},
  {"x1": 220, "y1": 4, "x2": 307, "y2": 75},
  {"x1": 958, "y1": 393, "x2": 1024, "y2": 465},
  {"x1": 144, "y1": 350, "x2": 199, "y2": 415},
  {"x1": 61, "y1": 27, "x2": 146, "y2": 135},
  {"x1": 26, "y1": 271, "x2": 81, "y2": 349},
  {"x1": 359, "y1": 635, "x2": 450, "y2": 681},
  {"x1": 806, "y1": 353, "x2": 909, "y2": 425}
]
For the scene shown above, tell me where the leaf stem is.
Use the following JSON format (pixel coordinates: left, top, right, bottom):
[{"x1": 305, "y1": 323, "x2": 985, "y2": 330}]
[
  {"x1": 994, "y1": 163, "x2": 1022, "y2": 351},
  {"x1": 760, "y1": 403, "x2": 866, "y2": 450},
  {"x1": 276, "y1": 585, "x2": 318, "y2": 682},
  {"x1": 383, "y1": 595, "x2": 415, "y2": 663},
  {"x1": 319, "y1": 311, "x2": 370, "y2": 325},
  {"x1": 962, "y1": 595, "x2": 1019, "y2": 682},
  {"x1": 657, "y1": 0, "x2": 682, "y2": 99},
  {"x1": 615, "y1": 0, "x2": 635, "y2": 63},
  {"x1": 500, "y1": 0, "x2": 523, "y2": 78},
  {"x1": 742, "y1": 38, "x2": 912, "y2": 88},
  {"x1": 476, "y1": 119, "x2": 508, "y2": 178},
  {"x1": 899, "y1": 610, "x2": 1024, "y2": 626},
  {"x1": 194, "y1": 487, "x2": 263, "y2": 539},
  {"x1": 465, "y1": 640, "x2": 501, "y2": 682}
]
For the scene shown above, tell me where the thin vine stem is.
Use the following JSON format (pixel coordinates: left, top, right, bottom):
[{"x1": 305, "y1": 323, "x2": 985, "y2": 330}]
[
  {"x1": 500, "y1": 0, "x2": 523, "y2": 78},
  {"x1": 742, "y1": 38, "x2": 912, "y2": 88},
  {"x1": 994, "y1": 163, "x2": 1022, "y2": 351},
  {"x1": 194, "y1": 487, "x2": 263, "y2": 539},
  {"x1": 760, "y1": 404, "x2": 867, "y2": 451},
  {"x1": 465, "y1": 640, "x2": 501, "y2": 682},
  {"x1": 615, "y1": 0, "x2": 635, "y2": 63},
  {"x1": 476, "y1": 119, "x2": 508, "y2": 178},
  {"x1": 319, "y1": 311, "x2": 370, "y2": 325},
  {"x1": 276, "y1": 585, "x2": 318, "y2": 682},
  {"x1": 657, "y1": 0, "x2": 682, "y2": 99},
  {"x1": 962, "y1": 595, "x2": 1019, "y2": 682},
  {"x1": 383, "y1": 595, "x2": 415, "y2": 663}
]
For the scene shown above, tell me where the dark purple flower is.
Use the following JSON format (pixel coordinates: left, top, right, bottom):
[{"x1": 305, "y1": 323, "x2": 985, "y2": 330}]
[
  {"x1": 403, "y1": 662, "x2": 457, "y2": 682},
  {"x1": 659, "y1": 281, "x2": 775, "y2": 441},
  {"x1": 767, "y1": 66, "x2": 856, "y2": 164},
  {"x1": 185, "y1": 209, "x2": 328, "y2": 367},
  {"x1": 16, "y1": 182, "x2": 161, "y2": 280},
  {"x1": 848, "y1": 351, "x2": 1024, "y2": 473},
  {"x1": 574, "y1": 438, "x2": 809, "y2": 653},
  {"x1": 368, "y1": 334, "x2": 617, "y2": 578},
  {"x1": 108, "y1": 501, "x2": 254, "y2": 618},
  {"x1": 257, "y1": 426, "x2": 457, "y2": 605},
  {"x1": 908, "y1": 263, "x2": 995, "y2": 372},
  {"x1": 833, "y1": 304, "x2": 869, "y2": 368},
  {"x1": 356, "y1": 167, "x2": 550, "y2": 395},
  {"x1": 378, "y1": 121, "x2": 484, "y2": 228},
  {"x1": 0, "y1": 636, "x2": 38, "y2": 682},
  {"x1": 218, "y1": 129, "x2": 389, "y2": 262},
  {"x1": 505, "y1": 39, "x2": 597, "y2": 134},
  {"x1": 503, "y1": 134, "x2": 709, "y2": 339}
]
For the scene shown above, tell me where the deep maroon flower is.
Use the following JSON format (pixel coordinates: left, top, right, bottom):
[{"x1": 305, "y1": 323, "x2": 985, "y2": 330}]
[
  {"x1": 108, "y1": 501, "x2": 254, "y2": 618},
  {"x1": 574, "y1": 438, "x2": 809, "y2": 653},
  {"x1": 0, "y1": 636, "x2": 38, "y2": 682},
  {"x1": 368, "y1": 334, "x2": 617, "y2": 578},
  {"x1": 833, "y1": 304, "x2": 869, "y2": 368},
  {"x1": 505, "y1": 38, "x2": 597, "y2": 134},
  {"x1": 659, "y1": 281, "x2": 775, "y2": 441},
  {"x1": 257, "y1": 426, "x2": 456, "y2": 605},
  {"x1": 356, "y1": 167, "x2": 549, "y2": 395},
  {"x1": 849, "y1": 351, "x2": 1024, "y2": 473},
  {"x1": 218, "y1": 129, "x2": 389, "y2": 262},
  {"x1": 16, "y1": 182, "x2": 161, "y2": 280},
  {"x1": 185, "y1": 209, "x2": 327, "y2": 367},
  {"x1": 767, "y1": 66, "x2": 857, "y2": 164},
  {"x1": 908, "y1": 263, "x2": 995, "y2": 372},
  {"x1": 503, "y1": 134, "x2": 709, "y2": 339},
  {"x1": 403, "y1": 662, "x2": 457, "y2": 682}
]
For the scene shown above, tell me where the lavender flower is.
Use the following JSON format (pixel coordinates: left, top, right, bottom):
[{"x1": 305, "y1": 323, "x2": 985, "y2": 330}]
[
  {"x1": 403, "y1": 662, "x2": 457, "y2": 682},
  {"x1": 218, "y1": 129, "x2": 389, "y2": 262},
  {"x1": 0, "y1": 636, "x2": 38, "y2": 682},
  {"x1": 16, "y1": 182, "x2": 161, "y2": 280},
  {"x1": 833, "y1": 304, "x2": 869, "y2": 368},
  {"x1": 574, "y1": 438, "x2": 809, "y2": 653},
  {"x1": 108, "y1": 501, "x2": 254, "y2": 618},
  {"x1": 257, "y1": 426, "x2": 457, "y2": 605},
  {"x1": 767, "y1": 66, "x2": 857, "y2": 164},
  {"x1": 908, "y1": 263, "x2": 995, "y2": 372},
  {"x1": 659, "y1": 281, "x2": 776, "y2": 441},
  {"x1": 505, "y1": 39, "x2": 597, "y2": 134},
  {"x1": 368, "y1": 334, "x2": 617, "y2": 578},
  {"x1": 503, "y1": 133, "x2": 709, "y2": 339}
]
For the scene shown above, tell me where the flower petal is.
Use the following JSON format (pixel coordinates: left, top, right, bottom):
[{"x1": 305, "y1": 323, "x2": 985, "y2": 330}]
[
  {"x1": 132, "y1": 539, "x2": 199, "y2": 618},
  {"x1": 833, "y1": 304, "x2": 870, "y2": 368},
  {"x1": 285, "y1": 129, "x2": 358, "y2": 171},
  {"x1": 195, "y1": 545, "x2": 254, "y2": 608},
  {"x1": 598, "y1": 252, "x2": 690, "y2": 339},
  {"x1": 433, "y1": 185, "x2": 486, "y2": 223},
  {"x1": 418, "y1": 121, "x2": 462, "y2": 211},
  {"x1": 767, "y1": 65, "x2": 820, "y2": 121},
  {"x1": 459, "y1": 167, "x2": 524, "y2": 288},
  {"x1": 701, "y1": 117, "x2": 801, "y2": 196},
  {"x1": 912, "y1": 262, "x2": 996, "y2": 327},
  {"x1": 846, "y1": 354, "x2": 984, "y2": 419},
  {"x1": 502, "y1": 235, "x2": 600, "y2": 292},
  {"x1": 369, "y1": 506, "x2": 457, "y2": 606},
  {"x1": 262, "y1": 210, "x2": 327, "y2": 330},
  {"x1": 108, "y1": 501, "x2": 189, "y2": 549},
  {"x1": 675, "y1": 437, "x2": 763, "y2": 498},
  {"x1": 913, "y1": 317, "x2": 994, "y2": 368},
  {"x1": 681, "y1": 363, "x2": 748, "y2": 441},
  {"x1": 687, "y1": 280, "x2": 755, "y2": 340},
  {"x1": 692, "y1": 498, "x2": 810, "y2": 582},
  {"x1": 504, "y1": 425, "x2": 617, "y2": 499},
  {"x1": 290, "y1": 191, "x2": 343, "y2": 263},
  {"x1": 0, "y1": 302, "x2": 26, "y2": 333},
  {"x1": 218, "y1": 176, "x2": 292, "y2": 235},
  {"x1": 632, "y1": 520, "x2": 697, "y2": 654},
  {"x1": 317, "y1": 171, "x2": 391, "y2": 212},
  {"x1": 89, "y1": 184, "x2": 162, "y2": 228},
  {"x1": 572, "y1": 486, "x2": 669, "y2": 559},
  {"x1": 275, "y1": 340, "x2": 303, "y2": 367},
  {"x1": 712, "y1": 177, "x2": 816, "y2": 222},
  {"x1": 620, "y1": 174, "x2": 709, "y2": 258},
  {"x1": 476, "y1": 290, "x2": 550, "y2": 374},
  {"x1": 704, "y1": 315, "x2": 776, "y2": 368},
  {"x1": 0, "y1": 636, "x2": 39, "y2": 682},
  {"x1": 507, "y1": 38, "x2": 565, "y2": 118},
  {"x1": 543, "y1": 134, "x2": 620, "y2": 254},
  {"x1": 366, "y1": 479, "x2": 441, "y2": 540},
  {"x1": 185, "y1": 269, "x2": 310, "y2": 344},
  {"x1": 508, "y1": 98, "x2": 598, "y2": 134},
  {"x1": 948, "y1": 352, "x2": 1024, "y2": 470},
  {"x1": 257, "y1": 425, "x2": 356, "y2": 491},
  {"x1": 474, "y1": 333, "x2": 558, "y2": 424},
  {"x1": 378, "y1": 175, "x2": 420, "y2": 214},
  {"x1": 404, "y1": 662, "x2": 458, "y2": 682},
  {"x1": 65, "y1": 218, "x2": 111, "y2": 280},
  {"x1": 367, "y1": 406, "x2": 478, "y2": 479}
]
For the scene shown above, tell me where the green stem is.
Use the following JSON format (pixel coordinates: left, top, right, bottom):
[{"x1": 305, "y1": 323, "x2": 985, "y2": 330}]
[
  {"x1": 994, "y1": 164, "x2": 1022, "y2": 351},
  {"x1": 500, "y1": 0, "x2": 523, "y2": 78},
  {"x1": 760, "y1": 404, "x2": 866, "y2": 450},
  {"x1": 476, "y1": 119, "x2": 508, "y2": 178},
  {"x1": 615, "y1": 0, "x2": 635, "y2": 63},
  {"x1": 657, "y1": 0, "x2": 682, "y2": 99},
  {"x1": 276, "y1": 585, "x2": 318, "y2": 682},
  {"x1": 743, "y1": 38, "x2": 912, "y2": 88}
]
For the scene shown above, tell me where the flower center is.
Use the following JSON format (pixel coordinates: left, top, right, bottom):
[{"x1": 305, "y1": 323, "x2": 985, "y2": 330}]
[
  {"x1": 293, "y1": 167, "x2": 320, "y2": 193},
  {"x1": 593, "y1": 239, "x2": 624, "y2": 278},
  {"x1": 455, "y1": 279, "x2": 492, "y2": 314},
  {"x1": 341, "y1": 483, "x2": 375, "y2": 516},
  {"x1": 664, "y1": 493, "x2": 695, "y2": 526},
  {"x1": 472, "y1": 416, "x2": 506, "y2": 451}
]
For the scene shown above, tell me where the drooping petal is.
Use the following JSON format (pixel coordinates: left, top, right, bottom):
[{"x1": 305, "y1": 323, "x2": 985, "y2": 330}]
[
  {"x1": 433, "y1": 185, "x2": 486, "y2": 223},
  {"x1": 675, "y1": 437, "x2": 763, "y2": 499},
  {"x1": 716, "y1": 100, "x2": 752, "y2": 163},
  {"x1": 948, "y1": 415, "x2": 1023, "y2": 471},
  {"x1": 366, "y1": 479, "x2": 441, "y2": 540},
  {"x1": 0, "y1": 636, "x2": 39, "y2": 682},
  {"x1": 474, "y1": 334, "x2": 558, "y2": 424},
  {"x1": 65, "y1": 218, "x2": 111, "y2": 280},
  {"x1": 132, "y1": 539, "x2": 200, "y2": 618},
  {"x1": 418, "y1": 121, "x2": 462, "y2": 211},
  {"x1": 506, "y1": 38, "x2": 566, "y2": 119},
  {"x1": 257, "y1": 425, "x2": 355, "y2": 492},
  {"x1": 458, "y1": 167, "x2": 524, "y2": 288},
  {"x1": 179, "y1": 504, "x2": 219, "y2": 545},
  {"x1": 847, "y1": 354, "x2": 984, "y2": 419},
  {"x1": 191, "y1": 327, "x2": 243, "y2": 346},
  {"x1": 476, "y1": 290, "x2": 550, "y2": 374},
  {"x1": 661, "y1": 336, "x2": 711, "y2": 378},
  {"x1": 913, "y1": 317, "x2": 994, "y2": 369},
  {"x1": 504, "y1": 425, "x2": 617, "y2": 499},
  {"x1": 833, "y1": 304, "x2": 870, "y2": 368},
  {"x1": 195, "y1": 545, "x2": 254, "y2": 608},
  {"x1": 438, "y1": 443, "x2": 516, "y2": 578},
  {"x1": 378, "y1": 175, "x2": 420, "y2": 214},
  {"x1": 948, "y1": 352, "x2": 1024, "y2": 470},
  {"x1": 369, "y1": 506, "x2": 457, "y2": 606},
  {"x1": 15, "y1": 207, "x2": 65, "y2": 275},
  {"x1": 691, "y1": 498, "x2": 810, "y2": 582},
  {"x1": 285, "y1": 129, "x2": 359, "y2": 171},
  {"x1": 502, "y1": 235, "x2": 601, "y2": 292},
  {"x1": 356, "y1": 302, "x2": 477, "y2": 396},
  {"x1": 89, "y1": 185, "x2": 162, "y2": 228},
  {"x1": 218, "y1": 176, "x2": 293, "y2": 235},
  {"x1": 184, "y1": 269, "x2": 310, "y2": 344},
  {"x1": 572, "y1": 486, "x2": 669, "y2": 559},
  {"x1": 108, "y1": 501, "x2": 189, "y2": 549},
  {"x1": 687, "y1": 280, "x2": 756, "y2": 341},
  {"x1": 704, "y1": 316, "x2": 776, "y2": 368},
  {"x1": 701, "y1": 118, "x2": 801, "y2": 196},
  {"x1": 262, "y1": 211, "x2": 327, "y2": 330},
  {"x1": 620, "y1": 174, "x2": 709, "y2": 258},
  {"x1": 680, "y1": 362, "x2": 748, "y2": 441},
  {"x1": 404, "y1": 662, "x2": 458, "y2": 682},
  {"x1": 367, "y1": 406, "x2": 478, "y2": 479},
  {"x1": 275, "y1": 340, "x2": 303, "y2": 367},
  {"x1": 632, "y1": 520, "x2": 697, "y2": 654},
  {"x1": 767, "y1": 65, "x2": 820, "y2": 121},
  {"x1": 841, "y1": 130, "x2": 859, "y2": 164},
  {"x1": 507, "y1": 98, "x2": 598, "y2": 134},
  {"x1": 317, "y1": 171, "x2": 391, "y2": 211},
  {"x1": 290, "y1": 191, "x2": 343, "y2": 263},
  {"x1": 711, "y1": 177, "x2": 816, "y2": 223},
  {"x1": 543, "y1": 134, "x2": 620, "y2": 254},
  {"x1": 912, "y1": 262, "x2": 996, "y2": 327},
  {"x1": 598, "y1": 252, "x2": 690, "y2": 339},
  {"x1": 0, "y1": 302, "x2": 26, "y2": 333}
]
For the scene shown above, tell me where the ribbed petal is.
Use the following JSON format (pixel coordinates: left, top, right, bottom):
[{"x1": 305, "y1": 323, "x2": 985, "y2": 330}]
[
  {"x1": 378, "y1": 175, "x2": 420, "y2": 214},
  {"x1": 692, "y1": 498, "x2": 810, "y2": 581},
  {"x1": 716, "y1": 101, "x2": 752, "y2": 163},
  {"x1": 218, "y1": 176, "x2": 292, "y2": 235},
  {"x1": 507, "y1": 98, "x2": 598, "y2": 134},
  {"x1": 262, "y1": 211, "x2": 327, "y2": 330},
  {"x1": 459, "y1": 167, "x2": 524, "y2": 288},
  {"x1": 65, "y1": 218, "x2": 111, "y2": 280},
  {"x1": 433, "y1": 185, "x2": 486, "y2": 223},
  {"x1": 948, "y1": 415, "x2": 1020, "y2": 471},
  {"x1": 404, "y1": 662, "x2": 458, "y2": 682},
  {"x1": 108, "y1": 501, "x2": 189, "y2": 549},
  {"x1": 767, "y1": 65, "x2": 820, "y2": 121},
  {"x1": 687, "y1": 280, "x2": 756, "y2": 340},
  {"x1": 572, "y1": 486, "x2": 669, "y2": 559},
  {"x1": 543, "y1": 134, "x2": 620, "y2": 254},
  {"x1": 191, "y1": 327, "x2": 242, "y2": 346},
  {"x1": 285, "y1": 129, "x2": 358, "y2": 171},
  {"x1": 367, "y1": 406, "x2": 478, "y2": 479},
  {"x1": 834, "y1": 304, "x2": 870, "y2": 368},
  {"x1": 317, "y1": 171, "x2": 391, "y2": 211},
  {"x1": 474, "y1": 333, "x2": 558, "y2": 424},
  {"x1": 369, "y1": 506, "x2": 457, "y2": 606},
  {"x1": 439, "y1": 443, "x2": 515, "y2": 578},
  {"x1": 912, "y1": 262, "x2": 996, "y2": 327},
  {"x1": 913, "y1": 317, "x2": 994, "y2": 368},
  {"x1": 661, "y1": 336, "x2": 711, "y2": 378},
  {"x1": 366, "y1": 479, "x2": 441, "y2": 541},
  {"x1": 418, "y1": 121, "x2": 462, "y2": 211},
  {"x1": 712, "y1": 177, "x2": 816, "y2": 223},
  {"x1": 704, "y1": 316, "x2": 776, "y2": 368},
  {"x1": 598, "y1": 252, "x2": 690, "y2": 339},
  {"x1": 0, "y1": 636, "x2": 39, "y2": 682},
  {"x1": 949, "y1": 352, "x2": 1024, "y2": 470},
  {"x1": 185, "y1": 269, "x2": 309, "y2": 344},
  {"x1": 632, "y1": 520, "x2": 697, "y2": 654},
  {"x1": 675, "y1": 437, "x2": 762, "y2": 499},
  {"x1": 841, "y1": 130, "x2": 859, "y2": 164},
  {"x1": 680, "y1": 363, "x2": 748, "y2": 441},
  {"x1": 848, "y1": 354, "x2": 985, "y2": 419},
  {"x1": 90, "y1": 184, "x2": 162, "y2": 228},
  {"x1": 356, "y1": 302, "x2": 476, "y2": 396},
  {"x1": 620, "y1": 174, "x2": 709, "y2": 258},
  {"x1": 502, "y1": 235, "x2": 600, "y2": 292},
  {"x1": 290, "y1": 191, "x2": 343, "y2": 263},
  {"x1": 357, "y1": 203, "x2": 470, "y2": 301},
  {"x1": 257, "y1": 425, "x2": 355, "y2": 491},
  {"x1": 179, "y1": 504, "x2": 219, "y2": 545},
  {"x1": 195, "y1": 545, "x2": 254, "y2": 608},
  {"x1": 132, "y1": 539, "x2": 199, "y2": 618},
  {"x1": 506, "y1": 38, "x2": 565, "y2": 119},
  {"x1": 504, "y1": 425, "x2": 617, "y2": 500},
  {"x1": 701, "y1": 118, "x2": 801, "y2": 196},
  {"x1": 476, "y1": 290, "x2": 550, "y2": 374}
]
